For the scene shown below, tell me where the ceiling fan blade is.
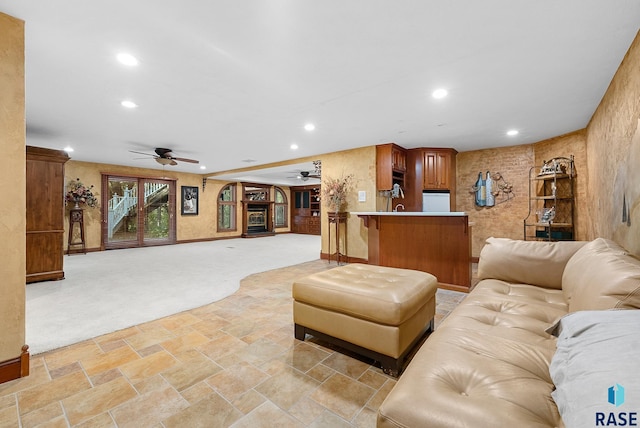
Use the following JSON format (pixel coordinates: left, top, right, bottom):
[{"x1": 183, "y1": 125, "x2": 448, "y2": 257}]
[
  {"x1": 129, "y1": 150, "x2": 155, "y2": 157},
  {"x1": 172, "y1": 157, "x2": 199, "y2": 164}
]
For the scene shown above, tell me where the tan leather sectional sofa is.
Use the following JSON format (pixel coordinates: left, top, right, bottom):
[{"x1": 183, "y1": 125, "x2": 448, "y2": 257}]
[{"x1": 378, "y1": 237, "x2": 640, "y2": 428}]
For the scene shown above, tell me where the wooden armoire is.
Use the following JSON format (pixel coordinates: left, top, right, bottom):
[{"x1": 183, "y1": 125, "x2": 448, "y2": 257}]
[{"x1": 26, "y1": 146, "x2": 69, "y2": 283}]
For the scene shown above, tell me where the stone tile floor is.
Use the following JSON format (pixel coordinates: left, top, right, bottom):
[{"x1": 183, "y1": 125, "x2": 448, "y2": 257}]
[{"x1": 0, "y1": 260, "x2": 468, "y2": 427}]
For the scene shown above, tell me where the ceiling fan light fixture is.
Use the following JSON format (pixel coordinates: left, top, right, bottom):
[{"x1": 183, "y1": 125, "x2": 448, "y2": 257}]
[{"x1": 156, "y1": 157, "x2": 173, "y2": 165}]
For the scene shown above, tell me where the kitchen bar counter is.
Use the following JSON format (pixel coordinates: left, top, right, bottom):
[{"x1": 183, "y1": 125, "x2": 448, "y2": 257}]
[
  {"x1": 355, "y1": 212, "x2": 472, "y2": 291},
  {"x1": 354, "y1": 211, "x2": 467, "y2": 216}
]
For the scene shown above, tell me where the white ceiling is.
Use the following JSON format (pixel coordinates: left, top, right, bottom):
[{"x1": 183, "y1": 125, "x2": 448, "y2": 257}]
[{"x1": 2, "y1": 1, "x2": 639, "y2": 185}]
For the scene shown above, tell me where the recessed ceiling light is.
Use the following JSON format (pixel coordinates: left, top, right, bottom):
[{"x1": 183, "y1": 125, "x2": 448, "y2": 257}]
[
  {"x1": 304, "y1": 123, "x2": 315, "y2": 131},
  {"x1": 290, "y1": 143, "x2": 299, "y2": 150},
  {"x1": 432, "y1": 88, "x2": 448, "y2": 99},
  {"x1": 117, "y1": 53, "x2": 138, "y2": 66},
  {"x1": 121, "y1": 100, "x2": 137, "y2": 109},
  {"x1": 200, "y1": 165, "x2": 206, "y2": 170},
  {"x1": 507, "y1": 129, "x2": 519, "y2": 136},
  {"x1": 63, "y1": 146, "x2": 74, "y2": 153}
]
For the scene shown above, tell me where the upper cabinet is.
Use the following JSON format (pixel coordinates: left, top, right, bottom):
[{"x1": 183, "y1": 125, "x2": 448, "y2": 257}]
[
  {"x1": 423, "y1": 148, "x2": 456, "y2": 190},
  {"x1": 376, "y1": 143, "x2": 407, "y2": 190}
]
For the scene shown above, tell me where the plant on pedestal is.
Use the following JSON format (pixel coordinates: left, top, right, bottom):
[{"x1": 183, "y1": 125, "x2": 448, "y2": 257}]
[
  {"x1": 65, "y1": 178, "x2": 99, "y2": 209},
  {"x1": 321, "y1": 174, "x2": 354, "y2": 212}
]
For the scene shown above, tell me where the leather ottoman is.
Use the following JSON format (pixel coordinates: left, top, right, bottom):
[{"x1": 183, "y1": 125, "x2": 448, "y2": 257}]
[{"x1": 292, "y1": 263, "x2": 437, "y2": 376}]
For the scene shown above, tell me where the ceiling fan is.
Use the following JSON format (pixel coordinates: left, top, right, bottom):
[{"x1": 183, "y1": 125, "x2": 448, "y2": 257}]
[
  {"x1": 287, "y1": 170, "x2": 321, "y2": 182},
  {"x1": 130, "y1": 148, "x2": 199, "y2": 166}
]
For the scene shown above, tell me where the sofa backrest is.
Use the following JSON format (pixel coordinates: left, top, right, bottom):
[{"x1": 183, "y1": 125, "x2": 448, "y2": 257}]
[
  {"x1": 562, "y1": 238, "x2": 640, "y2": 312},
  {"x1": 477, "y1": 237, "x2": 587, "y2": 289}
]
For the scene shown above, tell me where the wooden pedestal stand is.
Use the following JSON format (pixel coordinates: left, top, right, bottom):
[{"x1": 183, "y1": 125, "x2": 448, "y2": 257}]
[
  {"x1": 328, "y1": 212, "x2": 347, "y2": 265},
  {"x1": 68, "y1": 208, "x2": 86, "y2": 254}
]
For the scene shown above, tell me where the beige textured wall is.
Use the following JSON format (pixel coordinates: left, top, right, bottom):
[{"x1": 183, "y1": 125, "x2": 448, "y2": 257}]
[
  {"x1": 319, "y1": 146, "x2": 377, "y2": 260},
  {"x1": 586, "y1": 31, "x2": 640, "y2": 256},
  {"x1": 0, "y1": 13, "x2": 25, "y2": 362},
  {"x1": 65, "y1": 161, "x2": 292, "y2": 249}
]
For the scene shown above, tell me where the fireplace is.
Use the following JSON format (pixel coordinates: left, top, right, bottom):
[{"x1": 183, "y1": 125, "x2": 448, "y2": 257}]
[
  {"x1": 247, "y1": 206, "x2": 267, "y2": 233},
  {"x1": 242, "y1": 201, "x2": 275, "y2": 237}
]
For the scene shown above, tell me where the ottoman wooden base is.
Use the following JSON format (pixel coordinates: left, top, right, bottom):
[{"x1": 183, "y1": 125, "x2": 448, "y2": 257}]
[
  {"x1": 294, "y1": 320, "x2": 434, "y2": 377},
  {"x1": 292, "y1": 264, "x2": 437, "y2": 376}
]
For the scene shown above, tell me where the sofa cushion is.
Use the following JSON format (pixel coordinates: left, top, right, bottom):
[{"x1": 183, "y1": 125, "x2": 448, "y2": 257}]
[
  {"x1": 549, "y1": 310, "x2": 640, "y2": 428},
  {"x1": 562, "y1": 238, "x2": 640, "y2": 312},
  {"x1": 477, "y1": 237, "x2": 586, "y2": 289},
  {"x1": 377, "y1": 280, "x2": 567, "y2": 428}
]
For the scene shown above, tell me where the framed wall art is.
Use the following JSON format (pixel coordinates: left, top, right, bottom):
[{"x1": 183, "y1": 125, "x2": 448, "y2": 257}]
[{"x1": 181, "y1": 186, "x2": 198, "y2": 215}]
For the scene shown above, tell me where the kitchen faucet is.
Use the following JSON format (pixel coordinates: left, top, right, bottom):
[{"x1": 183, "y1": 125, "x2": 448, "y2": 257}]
[{"x1": 394, "y1": 204, "x2": 405, "y2": 212}]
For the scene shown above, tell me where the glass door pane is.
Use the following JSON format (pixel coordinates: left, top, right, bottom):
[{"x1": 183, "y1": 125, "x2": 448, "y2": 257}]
[
  {"x1": 106, "y1": 178, "x2": 139, "y2": 246},
  {"x1": 103, "y1": 175, "x2": 175, "y2": 249},
  {"x1": 143, "y1": 181, "x2": 170, "y2": 241}
]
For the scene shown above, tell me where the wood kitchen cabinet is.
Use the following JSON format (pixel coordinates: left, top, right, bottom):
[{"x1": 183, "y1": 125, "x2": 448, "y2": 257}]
[
  {"x1": 376, "y1": 143, "x2": 407, "y2": 190},
  {"x1": 26, "y1": 146, "x2": 69, "y2": 283},
  {"x1": 423, "y1": 148, "x2": 457, "y2": 211},
  {"x1": 423, "y1": 148, "x2": 456, "y2": 190}
]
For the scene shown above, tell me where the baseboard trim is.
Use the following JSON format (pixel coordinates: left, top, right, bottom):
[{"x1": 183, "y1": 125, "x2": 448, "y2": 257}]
[
  {"x1": 65, "y1": 247, "x2": 101, "y2": 255},
  {"x1": 176, "y1": 235, "x2": 242, "y2": 245},
  {"x1": 319, "y1": 253, "x2": 368, "y2": 264},
  {"x1": 438, "y1": 282, "x2": 470, "y2": 293},
  {"x1": 0, "y1": 345, "x2": 30, "y2": 385}
]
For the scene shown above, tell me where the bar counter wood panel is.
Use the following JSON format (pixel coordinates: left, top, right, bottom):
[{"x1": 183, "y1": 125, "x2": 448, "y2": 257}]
[{"x1": 360, "y1": 214, "x2": 471, "y2": 292}]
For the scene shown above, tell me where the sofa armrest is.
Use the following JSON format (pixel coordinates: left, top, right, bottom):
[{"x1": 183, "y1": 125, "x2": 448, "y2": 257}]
[
  {"x1": 478, "y1": 237, "x2": 586, "y2": 289},
  {"x1": 562, "y1": 238, "x2": 640, "y2": 311}
]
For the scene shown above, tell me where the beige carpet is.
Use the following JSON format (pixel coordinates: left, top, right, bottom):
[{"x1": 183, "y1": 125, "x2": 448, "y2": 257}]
[{"x1": 26, "y1": 234, "x2": 321, "y2": 354}]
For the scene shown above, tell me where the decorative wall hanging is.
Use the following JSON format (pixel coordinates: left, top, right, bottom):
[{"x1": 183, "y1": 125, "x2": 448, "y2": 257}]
[
  {"x1": 471, "y1": 171, "x2": 513, "y2": 207},
  {"x1": 181, "y1": 186, "x2": 199, "y2": 215}
]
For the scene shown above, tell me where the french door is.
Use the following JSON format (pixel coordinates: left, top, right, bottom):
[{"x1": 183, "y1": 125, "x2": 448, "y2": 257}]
[{"x1": 102, "y1": 175, "x2": 176, "y2": 249}]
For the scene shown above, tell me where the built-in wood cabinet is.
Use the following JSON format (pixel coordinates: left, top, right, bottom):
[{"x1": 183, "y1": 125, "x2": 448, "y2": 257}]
[
  {"x1": 376, "y1": 143, "x2": 407, "y2": 190},
  {"x1": 378, "y1": 145, "x2": 458, "y2": 212},
  {"x1": 26, "y1": 146, "x2": 69, "y2": 283},
  {"x1": 423, "y1": 148, "x2": 457, "y2": 212},
  {"x1": 423, "y1": 149, "x2": 456, "y2": 190},
  {"x1": 291, "y1": 185, "x2": 321, "y2": 235},
  {"x1": 241, "y1": 183, "x2": 275, "y2": 238}
]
